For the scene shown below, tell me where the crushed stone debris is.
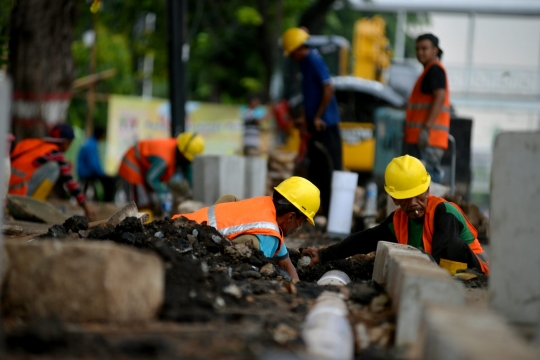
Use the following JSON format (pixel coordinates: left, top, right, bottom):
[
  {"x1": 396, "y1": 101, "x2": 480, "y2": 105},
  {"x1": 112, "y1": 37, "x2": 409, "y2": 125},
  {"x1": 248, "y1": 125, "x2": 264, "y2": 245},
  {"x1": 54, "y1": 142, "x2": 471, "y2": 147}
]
[{"x1": 18, "y1": 215, "x2": 390, "y2": 357}]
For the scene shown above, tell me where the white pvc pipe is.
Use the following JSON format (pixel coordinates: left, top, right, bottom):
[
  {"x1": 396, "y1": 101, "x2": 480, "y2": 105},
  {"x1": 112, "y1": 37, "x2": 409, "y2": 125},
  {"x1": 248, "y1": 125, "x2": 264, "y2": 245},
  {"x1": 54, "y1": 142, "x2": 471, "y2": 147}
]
[
  {"x1": 327, "y1": 171, "x2": 358, "y2": 237},
  {"x1": 302, "y1": 291, "x2": 354, "y2": 360}
]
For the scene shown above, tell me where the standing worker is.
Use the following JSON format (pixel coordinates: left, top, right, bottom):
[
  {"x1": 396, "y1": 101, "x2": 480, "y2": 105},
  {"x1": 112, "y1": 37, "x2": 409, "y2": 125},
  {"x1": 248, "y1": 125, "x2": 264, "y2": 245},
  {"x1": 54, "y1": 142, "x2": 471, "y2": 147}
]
[
  {"x1": 118, "y1": 132, "x2": 204, "y2": 216},
  {"x1": 404, "y1": 33, "x2": 450, "y2": 183},
  {"x1": 241, "y1": 94, "x2": 268, "y2": 156},
  {"x1": 302, "y1": 155, "x2": 489, "y2": 275},
  {"x1": 282, "y1": 27, "x2": 342, "y2": 215},
  {"x1": 173, "y1": 176, "x2": 321, "y2": 281},
  {"x1": 9, "y1": 124, "x2": 97, "y2": 220}
]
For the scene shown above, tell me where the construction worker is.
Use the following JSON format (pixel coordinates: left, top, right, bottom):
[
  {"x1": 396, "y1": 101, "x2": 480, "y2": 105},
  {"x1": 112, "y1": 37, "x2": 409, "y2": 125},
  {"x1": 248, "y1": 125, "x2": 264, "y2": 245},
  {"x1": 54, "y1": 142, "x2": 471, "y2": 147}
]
[
  {"x1": 172, "y1": 176, "x2": 321, "y2": 281},
  {"x1": 9, "y1": 124, "x2": 96, "y2": 219},
  {"x1": 118, "y1": 132, "x2": 204, "y2": 214},
  {"x1": 404, "y1": 33, "x2": 450, "y2": 183},
  {"x1": 282, "y1": 27, "x2": 342, "y2": 216},
  {"x1": 302, "y1": 155, "x2": 489, "y2": 275},
  {"x1": 77, "y1": 126, "x2": 116, "y2": 202}
]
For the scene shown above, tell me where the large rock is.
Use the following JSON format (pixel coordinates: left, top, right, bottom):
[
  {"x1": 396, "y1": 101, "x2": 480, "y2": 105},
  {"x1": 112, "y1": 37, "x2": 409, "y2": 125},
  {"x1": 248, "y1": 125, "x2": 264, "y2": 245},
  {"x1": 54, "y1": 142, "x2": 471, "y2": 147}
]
[{"x1": 4, "y1": 240, "x2": 164, "y2": 322}]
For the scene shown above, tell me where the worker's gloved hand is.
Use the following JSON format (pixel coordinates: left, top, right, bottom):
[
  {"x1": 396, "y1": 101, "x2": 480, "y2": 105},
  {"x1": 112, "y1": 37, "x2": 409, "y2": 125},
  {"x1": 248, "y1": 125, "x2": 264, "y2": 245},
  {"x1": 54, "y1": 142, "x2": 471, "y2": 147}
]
[
  {"x1": 301, "y1": 247, "x2": 321, "y2": 267},
  {"x1": 418, "y1": 127, "x2": 430, "y2": 149}
]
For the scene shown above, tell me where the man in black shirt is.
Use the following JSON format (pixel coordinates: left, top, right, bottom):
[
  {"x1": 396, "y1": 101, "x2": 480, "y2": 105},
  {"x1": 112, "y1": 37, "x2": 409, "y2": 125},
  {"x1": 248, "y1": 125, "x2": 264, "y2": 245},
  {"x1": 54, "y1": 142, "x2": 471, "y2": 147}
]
[
  {"x1": 302, "y1": 155, "x2": 490, "y2": 275},
  {"x1": 404, "y1": 34, "x2": 450, "y2": 184}
]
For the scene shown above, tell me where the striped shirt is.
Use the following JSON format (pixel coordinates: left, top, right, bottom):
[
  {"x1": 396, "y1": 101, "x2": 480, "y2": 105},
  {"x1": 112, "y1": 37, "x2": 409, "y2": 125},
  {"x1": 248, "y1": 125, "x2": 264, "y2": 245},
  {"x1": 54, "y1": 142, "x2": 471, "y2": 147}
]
[{"x1": 33, "y1": 150, "x2": 86, "y2": 205}]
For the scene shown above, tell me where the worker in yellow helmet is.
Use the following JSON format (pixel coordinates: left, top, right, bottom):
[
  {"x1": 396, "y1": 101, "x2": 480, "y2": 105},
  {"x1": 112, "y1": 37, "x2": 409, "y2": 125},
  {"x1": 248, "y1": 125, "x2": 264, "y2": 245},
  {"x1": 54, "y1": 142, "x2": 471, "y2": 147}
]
[
  {"x1": 302, "y1": 155, "x2": 490, "y2": 275},
  {"x1": 118, "y1": 132, "x2": 205, "y2": 213},
  {"x1": 173, "y1": 176, "x2": 321, "y2": 281},
  {"x1": 281, "y1": 27, "x2": 342, "y2": 217}
]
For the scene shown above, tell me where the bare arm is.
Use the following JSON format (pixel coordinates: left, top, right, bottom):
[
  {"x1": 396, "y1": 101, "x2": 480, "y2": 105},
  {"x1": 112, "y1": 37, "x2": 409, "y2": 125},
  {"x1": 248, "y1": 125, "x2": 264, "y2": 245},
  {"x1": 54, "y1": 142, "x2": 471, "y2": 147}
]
[
  {"x1": 313, "y1": 83, "x2": 335, "y2": 131},
  {"x1": 315, "y1": 83, "x2": 335, "y2": 119},
  {"x1": 277, "y1": 257, "x2": 299, "y2": 281},
  {"x1": 425, "y1": 88, "x2": 446, "y2": 128}
]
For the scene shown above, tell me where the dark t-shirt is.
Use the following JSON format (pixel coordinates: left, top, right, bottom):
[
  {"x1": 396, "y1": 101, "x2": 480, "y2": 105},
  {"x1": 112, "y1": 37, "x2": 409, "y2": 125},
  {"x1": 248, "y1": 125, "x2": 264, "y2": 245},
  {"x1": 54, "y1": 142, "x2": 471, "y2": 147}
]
[{"x1": 420, "y1": 64, "x2": 446, "y2": 94}]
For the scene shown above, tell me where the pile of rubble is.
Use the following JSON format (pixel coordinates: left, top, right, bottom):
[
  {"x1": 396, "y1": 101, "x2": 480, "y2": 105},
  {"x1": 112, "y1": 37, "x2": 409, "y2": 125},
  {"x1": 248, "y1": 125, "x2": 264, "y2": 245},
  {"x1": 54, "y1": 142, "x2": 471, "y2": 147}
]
[{"x1": 2, "y1": 214, "x2": 397, "y2": 358}]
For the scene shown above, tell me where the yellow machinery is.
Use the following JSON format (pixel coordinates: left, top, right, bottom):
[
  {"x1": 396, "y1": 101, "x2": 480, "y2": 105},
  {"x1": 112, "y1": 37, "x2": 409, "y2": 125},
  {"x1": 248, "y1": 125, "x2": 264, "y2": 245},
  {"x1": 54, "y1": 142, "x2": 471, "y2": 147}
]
[{"x1": 353, "y1": 16, "x2": 392, "y2": 83}]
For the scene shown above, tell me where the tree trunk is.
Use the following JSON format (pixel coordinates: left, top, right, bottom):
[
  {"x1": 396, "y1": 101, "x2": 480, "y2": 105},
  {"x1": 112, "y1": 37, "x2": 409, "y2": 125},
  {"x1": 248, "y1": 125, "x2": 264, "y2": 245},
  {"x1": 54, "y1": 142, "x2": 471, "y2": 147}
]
[
  {"x1": 8, "y1": 0, "x2": 76, "y2": 140},
  {"x1": 299, "y1": 0, "x2": 337, "y2": 35}
]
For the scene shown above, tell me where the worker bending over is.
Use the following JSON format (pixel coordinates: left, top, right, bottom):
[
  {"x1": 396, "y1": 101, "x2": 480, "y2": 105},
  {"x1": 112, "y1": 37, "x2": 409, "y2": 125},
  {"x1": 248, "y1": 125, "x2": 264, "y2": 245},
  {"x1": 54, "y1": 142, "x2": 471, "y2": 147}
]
[
  {"x1": 303, "y1": 155, "x2": 489, "y2": 275},
  {"x1": 118, "y1": 132, "x2": 204, "y2": 214},
  {"x1": 9, "y1": 124, "x2": 96, "y2": 219},
  {"x1": 173, "y1": 177, "x2": 321, "y2": 281}
]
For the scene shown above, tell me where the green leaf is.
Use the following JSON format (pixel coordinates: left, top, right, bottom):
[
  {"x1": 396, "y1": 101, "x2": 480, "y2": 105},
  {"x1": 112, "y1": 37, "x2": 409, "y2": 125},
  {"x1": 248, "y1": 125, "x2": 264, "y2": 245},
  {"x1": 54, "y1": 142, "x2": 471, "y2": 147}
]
[{"x1": 236, "y1": 6, "x2": 263, "y2": 26}]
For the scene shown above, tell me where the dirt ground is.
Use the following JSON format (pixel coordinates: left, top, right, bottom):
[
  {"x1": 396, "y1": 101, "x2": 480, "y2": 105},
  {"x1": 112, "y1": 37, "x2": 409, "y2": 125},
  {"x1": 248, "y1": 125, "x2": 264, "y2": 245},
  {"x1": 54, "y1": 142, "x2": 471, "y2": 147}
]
[
  {"x1": 1, "y1": 210, "x2": 398, "y2": 359},
  {"x1": 1, "y1": 202, "x2": 491, "y2": 359}
]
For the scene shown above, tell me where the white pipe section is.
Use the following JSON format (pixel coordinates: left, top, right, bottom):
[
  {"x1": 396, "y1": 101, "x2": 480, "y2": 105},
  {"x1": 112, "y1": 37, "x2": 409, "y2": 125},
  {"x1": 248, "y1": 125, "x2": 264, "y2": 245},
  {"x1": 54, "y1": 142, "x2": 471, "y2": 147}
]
[
  {"x1": 327, "y1": 171, "x2": 358, "y2": 237},
  {"x1": 302, "y1": 291, "x2": 354, "y2": 360},
  {"x1": 317, "y1": 270, "x2": 352, "y2": 286}
]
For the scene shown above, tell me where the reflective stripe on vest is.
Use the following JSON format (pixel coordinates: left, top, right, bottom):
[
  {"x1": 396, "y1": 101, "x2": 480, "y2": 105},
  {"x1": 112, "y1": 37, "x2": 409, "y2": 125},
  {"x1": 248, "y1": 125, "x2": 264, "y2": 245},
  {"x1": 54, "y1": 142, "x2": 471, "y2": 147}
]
[
  {"x1": 405, "y1": 60, "x2": 451, "y2": 150},
  {"x1": 173, "y1": 196, "x2": 285, "y2": 257},
  {"x1": 393, "y1": 196, "x2": 490, "y2": 275}
]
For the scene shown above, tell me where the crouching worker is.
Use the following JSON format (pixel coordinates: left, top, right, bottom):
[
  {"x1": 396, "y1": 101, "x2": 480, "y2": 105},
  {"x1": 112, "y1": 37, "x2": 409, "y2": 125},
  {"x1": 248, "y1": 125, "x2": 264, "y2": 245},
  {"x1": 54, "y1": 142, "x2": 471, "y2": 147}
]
[
  {"x1": 9, "y1": 124, "x2": 96, "y2": 220},
  {"x1": 303, "y1": 155, "x2": 490, "y2": 275},
  {"x1": 118, "y1": 132, "x2": 204, "y2": 216},
  {"x1": 172, "y1": 176, "x2": 321, "y2": 281}
]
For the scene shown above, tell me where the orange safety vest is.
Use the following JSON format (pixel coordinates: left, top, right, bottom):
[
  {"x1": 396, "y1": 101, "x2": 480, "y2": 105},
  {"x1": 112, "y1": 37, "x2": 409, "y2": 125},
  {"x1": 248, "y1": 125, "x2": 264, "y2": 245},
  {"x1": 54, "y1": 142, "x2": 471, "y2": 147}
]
[
  {"x1": 118, "y1": 138, "x2": 177, "y2": 185},
  {"x1": 393, "y1": 196, "x2": 490, "y2": 275},
  {"x1": 405, "y1": 61, "x2": 451, "y2": 150},
  {"x1": 9, "y1": 139, "x2": 60, "y2": 196},
  {"x1": 172, "y1": 196, "x2": 285, "y2": 257}
]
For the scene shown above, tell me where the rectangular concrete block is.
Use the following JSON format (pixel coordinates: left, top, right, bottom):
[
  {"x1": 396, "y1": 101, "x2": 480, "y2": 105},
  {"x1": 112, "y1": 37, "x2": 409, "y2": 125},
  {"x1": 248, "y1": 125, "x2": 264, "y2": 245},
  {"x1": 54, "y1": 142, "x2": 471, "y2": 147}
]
[
  {"x1": 413, "y1": 304, "x2": 540, "y2": 360},
  {"x1": 391, "y1": 259, "x2": 465, "y2": 346},
  {"x1": 193, "y1": 155, "x2": 246, "y2": 204},
  {"x1": 386, "y1": 253, "x2": 444, "y2": 301},
  {"x1": 4, "y1": 240, "x2": 164, "y2": 322},
  {"x1": 244, "y1": 156, "x2": 267, "y2": 199},
  {"x1": 372, "y1": 241, "x2": 430, "y2": 286},
  {"x1": 490, "y1": 132, "x2": 540, "y2": 324}
]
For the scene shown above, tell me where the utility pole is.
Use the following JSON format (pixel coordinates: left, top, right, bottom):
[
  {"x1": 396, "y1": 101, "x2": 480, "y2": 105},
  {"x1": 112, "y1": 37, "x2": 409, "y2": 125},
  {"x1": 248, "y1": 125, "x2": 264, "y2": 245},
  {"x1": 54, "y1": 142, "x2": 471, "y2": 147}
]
[
  {"x1": 85, "y1": 13, "x2": 98, "y2": 137},
  {"x1": 167, "y1": 0, "x2": 188, "y2": 137}
]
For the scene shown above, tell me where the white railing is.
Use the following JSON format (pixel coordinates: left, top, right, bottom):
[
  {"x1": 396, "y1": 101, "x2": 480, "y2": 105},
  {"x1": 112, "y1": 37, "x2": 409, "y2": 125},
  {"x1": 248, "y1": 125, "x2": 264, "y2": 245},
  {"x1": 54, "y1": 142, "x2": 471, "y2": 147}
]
[{"x1": 446, "y1": 65, "x2": 540, "y2": 96}]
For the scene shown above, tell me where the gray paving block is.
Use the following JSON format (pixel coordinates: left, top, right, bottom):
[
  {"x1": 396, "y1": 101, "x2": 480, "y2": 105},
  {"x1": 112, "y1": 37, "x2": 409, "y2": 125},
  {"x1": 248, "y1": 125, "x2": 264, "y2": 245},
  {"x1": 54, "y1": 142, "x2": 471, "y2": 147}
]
[
  {"x1": 392, "y1": 260, "x2": 465, "y2": 346},
  {"x1": 386, "y1": 254, "x2": 444, "y2": 301},
  {"x1": 372, "y1": 241, "x2": 430, "y2": 286},
  {"x1": 490, "y1": 132, "x2": 540, "y2": 324},
  {"x1": 193, "y1": 155, "x2": 246, "y2": 205},
  {"x1": 413, "y1": 304, "x2": 540, "y2": 360},
  {"x1": 244, "y1": 156, "x2": 267, "y2": 199}
]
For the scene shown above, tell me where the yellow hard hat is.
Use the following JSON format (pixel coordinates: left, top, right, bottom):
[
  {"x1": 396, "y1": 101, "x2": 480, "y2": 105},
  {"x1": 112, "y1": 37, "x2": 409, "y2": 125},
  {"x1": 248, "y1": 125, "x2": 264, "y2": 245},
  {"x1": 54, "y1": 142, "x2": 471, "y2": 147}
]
[
  {"x1": 274, "y1": 176, "x2": 320, "y2": 225},
  {"x1": 281, "y1": 28, "x2": 309, "y2": 56},
  {"x1": 176, "y1": 132, "x2": 205, "y2": 162},
  {"x1": 384, "y1": 155, "x2": 431, "y2": 199}
]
